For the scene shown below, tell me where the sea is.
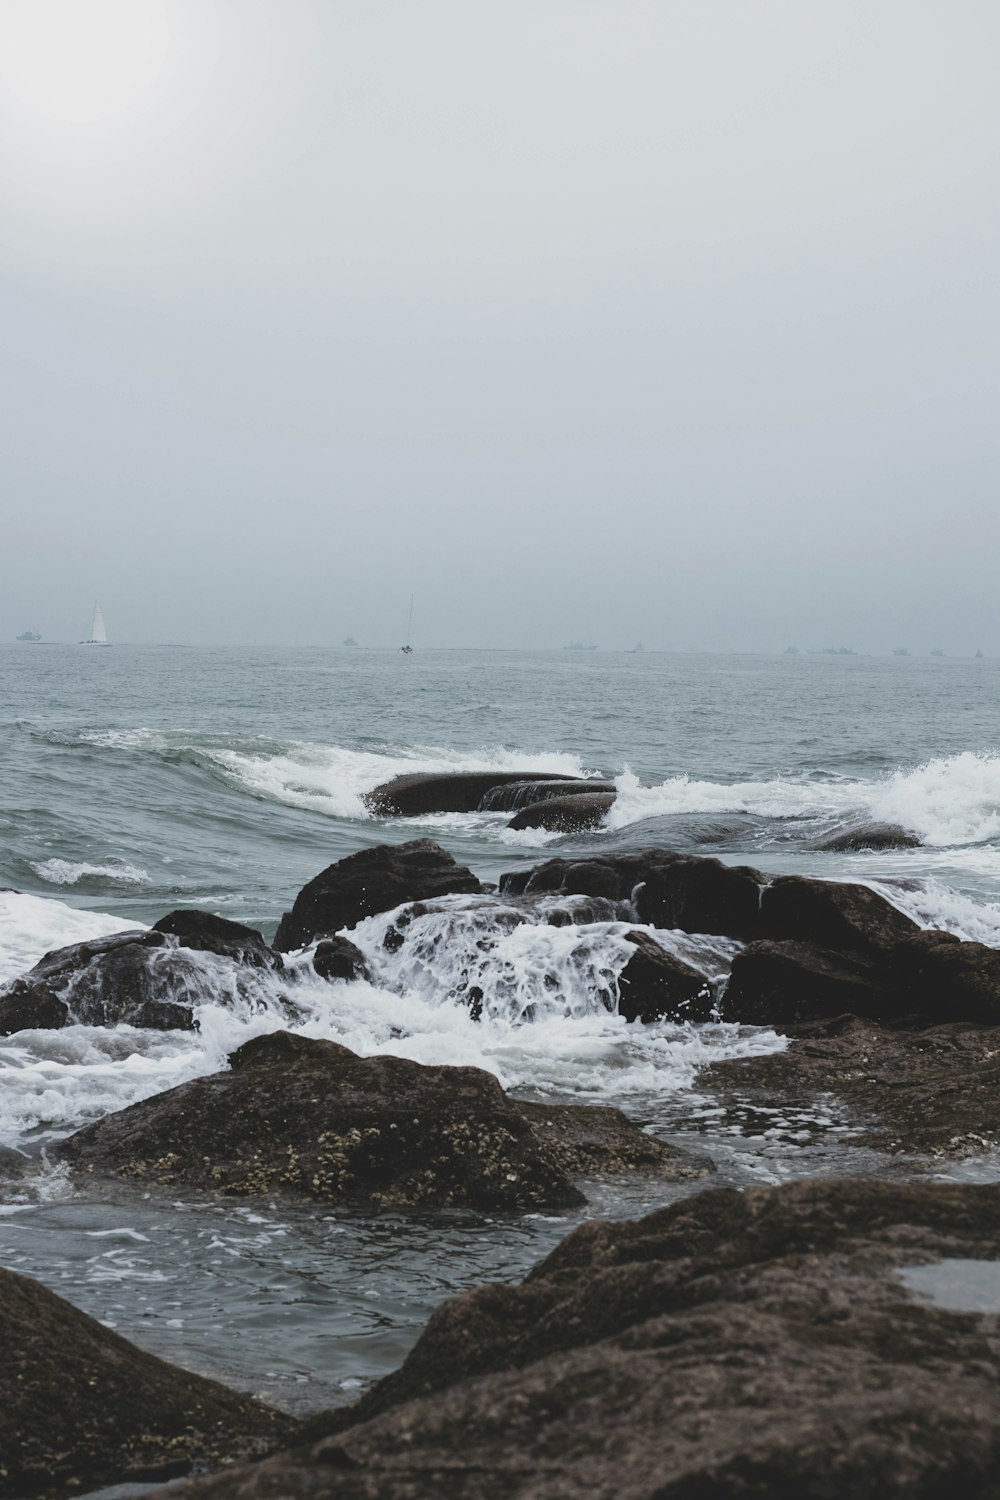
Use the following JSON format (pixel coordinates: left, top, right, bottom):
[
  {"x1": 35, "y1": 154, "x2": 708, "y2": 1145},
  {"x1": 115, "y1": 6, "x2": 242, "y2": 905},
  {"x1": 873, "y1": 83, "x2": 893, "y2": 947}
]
[{"x1": 3, "y1": 643, "x2": 1000, "y2": 1429}]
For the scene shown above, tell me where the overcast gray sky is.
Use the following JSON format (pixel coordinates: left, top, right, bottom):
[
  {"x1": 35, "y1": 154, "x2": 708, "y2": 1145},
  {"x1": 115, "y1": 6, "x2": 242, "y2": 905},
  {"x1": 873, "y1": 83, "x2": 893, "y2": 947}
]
[{"x1": 1, "y1": 0, "x2": 997, "y2": 652}]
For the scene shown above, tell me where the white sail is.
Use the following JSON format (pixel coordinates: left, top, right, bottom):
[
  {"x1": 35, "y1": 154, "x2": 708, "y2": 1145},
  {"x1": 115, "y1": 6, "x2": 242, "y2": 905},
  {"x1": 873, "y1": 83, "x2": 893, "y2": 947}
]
[{"x1": 81, "y1": 603, "x2": 111, "y2": 645}]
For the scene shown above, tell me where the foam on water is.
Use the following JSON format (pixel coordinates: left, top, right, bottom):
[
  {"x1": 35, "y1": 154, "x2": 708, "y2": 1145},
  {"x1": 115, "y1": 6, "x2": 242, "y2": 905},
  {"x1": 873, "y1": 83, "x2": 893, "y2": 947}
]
[
  {"x1": 30, "y1": 859, "x2": 150, "y2": 887},
  {"x1": 603, "y1": 752, "x2": 1000, "y2": 848},
  {"x1": 0, "y1": 892, "x2": 142, "y2": 984},
  {"x1": 0, "y1": 890, "x2": 780, "y2": 1156}
]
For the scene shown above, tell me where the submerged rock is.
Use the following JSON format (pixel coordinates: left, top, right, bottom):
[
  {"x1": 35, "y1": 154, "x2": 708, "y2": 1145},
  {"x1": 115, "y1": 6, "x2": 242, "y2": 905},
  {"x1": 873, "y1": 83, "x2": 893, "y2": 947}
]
[
  {"x1": 273, "y1": 840, "x2": 482, "y2": 952},
  {"x1": 506, "y1": 791, "x2": 617, "y2": 832},
  {"x1": 814, "y1": 821, "x2": 922, "y2": 852},
  {"x1": 365, "y1": 771, "x2": 571, "y2": 817},
  {"x1": 166, "y1": 1178, "x2": 1000, "y2": 1500},
  {"x1": 56, "y1": 1031, "x2": 588, "y2": 1212},
  {"x1": 705, "y1": 1013, "x2": 1000, "y2": 1157},
  {"x1": 0, "y1": 1264, "x2": 292, "y2": 1499}
]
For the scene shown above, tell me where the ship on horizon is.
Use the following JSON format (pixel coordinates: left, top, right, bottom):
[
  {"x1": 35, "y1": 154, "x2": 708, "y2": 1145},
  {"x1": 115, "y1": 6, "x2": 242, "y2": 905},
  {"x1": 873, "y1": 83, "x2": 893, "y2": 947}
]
[{"x1": 16, "y1": 629, "x2": 42, "y2": 642}]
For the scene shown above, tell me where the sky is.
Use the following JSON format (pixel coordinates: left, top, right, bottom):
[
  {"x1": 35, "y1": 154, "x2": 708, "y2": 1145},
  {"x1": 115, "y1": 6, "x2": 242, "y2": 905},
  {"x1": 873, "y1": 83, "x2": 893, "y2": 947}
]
[{"x1": 1, "y1": 0, "x2": 997, "y2": 652}]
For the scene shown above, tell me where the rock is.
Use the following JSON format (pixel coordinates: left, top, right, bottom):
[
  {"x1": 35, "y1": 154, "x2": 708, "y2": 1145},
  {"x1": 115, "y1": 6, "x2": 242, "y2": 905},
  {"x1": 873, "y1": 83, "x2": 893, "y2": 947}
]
[
  {"x1": 312, "y1": 935, "x2": 372, "y2": 982},
  {"x1": 478, "y1": 779, "x2": 616, "y2": 813},
  {"x1": 273, "y1": 840, "x2": 482, "y2": 952},
  {"x1": 166, "y1": 1178, "x2": 1000, "y2": 1500},
  {"x1": 0, "y1": 931, "x2": 195, "y2": 1036},
  {"x1": 365, "y1": 772, "x2": 572, "y2": 817},
  {"x1": 815, "y1": 821, "x2": 922, "y2": 852},
  {"x1": 892, "y1": 930, "x2": 1000, "y2": 1024},
  {"x1": 515, "y1": 1099, "x2": 712, "y2": 1181},
  {"x1": 506, "y1": 792, "x2": 617, "y2": 831},
  {"x1": 704, "y1": 1014, "x2": 1000, "y2": 1157},
  {"x1": 722, "y1": 939, "x2": 904, "y2": 1026},
  {"x1": 0, "y1": 918, "x2": 286, "y2": 1037},
  {"x1": 617, "y1": 930, "x2": 716, "y2": 1022},
  {"x1": 0, "y1": 1263, "x2": 293, "y2": 1499},
  {"x1": 502, "y1": 850, "x2": 764, "y2": 940},
  {"x1": 759, "y1": 874, "x2": 920, "y2": 958},
  {"x1": 56, "y1": 1030, "x2": 587, "y2": 1213},
  {"x1": 152, "y1": 910, "x2": 284, "y2": 970}
]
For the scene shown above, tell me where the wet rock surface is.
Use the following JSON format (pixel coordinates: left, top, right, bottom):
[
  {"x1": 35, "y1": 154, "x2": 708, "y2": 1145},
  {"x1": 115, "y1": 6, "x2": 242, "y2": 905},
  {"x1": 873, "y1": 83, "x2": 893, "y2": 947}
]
[
  {"x1": 58, "y1": 1030, "x2": 630, "y2": 1212},
  {"x1": 506, "y1": 791, "x2": 617, "y2": 831},
  {"x1": 312, "y1": 935, "x2": 373, "y2": 982},
  {"x1": 477, "y1": 778, "x2": 616, "y2": 813},
  {"x1": 0, "y1": 915, "x2": 286, "y2": 1037},
  {"x1": 705, "y1": 1013, "x2": 1000, "y2": 1157},
  {"x1": 617, "y1": 929, "x2": 716, "y2": 1022},
  {"x1": 274, "y1": 840, "x2": 482, "y2": 952},
  {"x1": 164, "y1": 1177, "x2": 1000, "y2": 1500},
  {"x1": 500, "y1": 849, "x2": 765, "y2": 939},
  {"x1": 0, "y1": 1263, "x2": 293, "y2": 1499},
  {"x1": 151, "y1": 910, "x2": 284, "y2": 970},
  {"x1": 365, "y1": 772, "x2": 573, "y2": 817},
  {"x1": 813, "y1": 820, "x2": 923, "y2": 852}
]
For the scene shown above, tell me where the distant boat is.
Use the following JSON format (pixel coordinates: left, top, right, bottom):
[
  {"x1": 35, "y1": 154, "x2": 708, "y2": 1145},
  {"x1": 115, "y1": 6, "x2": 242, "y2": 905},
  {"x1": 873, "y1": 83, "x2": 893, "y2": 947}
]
[
  {"x1": 80, "y1": 603, "x2": 111, "y2": 647},
  {"x1": 930, "y1": 648, "x2": 945, "y2": 658},
  {"x1": 626, "y1": 641, "x2": 645, "y2": 654},
  {"x1": 821, "y1": 646, "x2": 856, "y2": 656},
  {"x1": 784, "y1": 646, "x2": 799, "y2": 655},
  {"x1": 401, "y1": 595, "x2": 414, "y2": 655},
  {"x1": 564, "y1": 641, "x2": 597, "y2": 651},
  {"x1": 16, "y1": 629, "x2": 41, "y2": 642},
  {"x1": 893, "y1": 647, "x2": 910, "y2": 657},
  {"x1": 343, "y1": 636, "x2": 360, "y2": 648},
  {"x1": 975, "y1": 649, "x2": 984, "y2": 659}
]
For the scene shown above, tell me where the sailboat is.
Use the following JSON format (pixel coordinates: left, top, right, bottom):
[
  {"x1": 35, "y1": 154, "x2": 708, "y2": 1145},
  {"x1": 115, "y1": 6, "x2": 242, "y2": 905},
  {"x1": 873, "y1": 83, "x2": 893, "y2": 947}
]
[
  {"x1": 400, "y1": 595, "x2": 414, "y2": 655},
  {"x1": 81, "y1": 603, "x2": 111, "y2": 647}
]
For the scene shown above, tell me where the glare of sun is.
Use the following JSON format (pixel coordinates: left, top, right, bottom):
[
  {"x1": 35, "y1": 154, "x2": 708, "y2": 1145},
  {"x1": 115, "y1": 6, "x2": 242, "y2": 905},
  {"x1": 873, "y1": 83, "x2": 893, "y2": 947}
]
[{"x1": 0, "y1": 0, "x2": 171, "y2": 129}]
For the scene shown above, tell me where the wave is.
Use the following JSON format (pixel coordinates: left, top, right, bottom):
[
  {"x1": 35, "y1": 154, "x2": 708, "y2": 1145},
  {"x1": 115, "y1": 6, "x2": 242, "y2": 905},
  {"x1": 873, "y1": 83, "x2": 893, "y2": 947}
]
[
  {"x1": 604, "y1": 752, "x2": 1000, "y2": 848},
  {"x1": 30, "y1": 859, "x2": 150, "y2": 887}
]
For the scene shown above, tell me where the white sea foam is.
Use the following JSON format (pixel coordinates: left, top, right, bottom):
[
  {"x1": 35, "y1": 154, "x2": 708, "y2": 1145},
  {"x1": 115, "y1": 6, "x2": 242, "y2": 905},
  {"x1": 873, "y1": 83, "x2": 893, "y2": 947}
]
[
  {"x1": 206, "y1": 741, "x2": 588, "y2": 821},
  {"x1": 0, "y1": 892, "x2": 143, "y2": 984},
  {"x1": 0, "y1": 889, "x2": 780, "y2": 1154},
  {"x1": 30, "y1": 858, "x2": 150, "y2": 887},
  {"x1": 604, "y1": 752, "x2": 1000, "y2": 848}
]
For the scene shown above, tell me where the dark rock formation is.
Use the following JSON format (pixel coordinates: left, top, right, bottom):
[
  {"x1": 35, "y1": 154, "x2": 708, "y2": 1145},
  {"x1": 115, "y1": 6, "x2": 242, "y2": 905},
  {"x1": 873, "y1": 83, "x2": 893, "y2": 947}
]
[
  {"x1": 705, "y1": 1013, "x2": 1000, "y2": 1157},
  {"x1": 501, "y1": 850, "x2": 764, "y2": 940},
  {"x1": 365, "y1": 772, "x2": 571, "y2": 817},
  {"x1": 506, "y1": 791, "x2": 617, "y2": 832},
  {"x1": 274, "y1": 840, "x2": 482, "y2": 952},
  {"x1": 165, "y1": 1178, "x2": 1000, "y2": 1500},
  {"x1": 478, "y1": 778, "x2": 616, "y2": 813},
  {"x1": 892, "y1": 929, "x2": 1000, "y2": 1024},
  {"x1": 515, "y1": 1099, "x2": 712, "y2": 1182},
  {"x1": 56, "y1": 1031, "x2": 587, "y2": 1212},
  {"x1": 312, "y1": 935, "x2": 372, "y2": 983},
  {"x1": 617, "y1": 930, "x2": 716, "y2": 1022},
  {"x1": 722, "y1": 939, "x2": 903, "y2": 1026},
  {"x1": 0, "y1": 931, "x2": 191, "y2": 1035},
  {"x1": 152, "y1": 910, "x2": 284, "y2": 970},
  {"x1": 814, "y1": 821, "x2": 922, "y2": 852},
  {"x1": 759, "y1": 874, "x2": 920, "y2": 958},
  {"x1": 0, "y1": 1264, "x2": 293, "y2": 1499},
  {"x1": 0, "y1": 916, "x2": 287, "y2": 1037}
]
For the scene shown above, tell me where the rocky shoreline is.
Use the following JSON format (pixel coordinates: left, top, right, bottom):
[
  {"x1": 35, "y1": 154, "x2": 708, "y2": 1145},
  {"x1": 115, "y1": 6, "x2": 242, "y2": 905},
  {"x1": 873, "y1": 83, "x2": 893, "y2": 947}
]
[{"x1": 4, "y1": 794, "x2": 1000, "y2": 1496}]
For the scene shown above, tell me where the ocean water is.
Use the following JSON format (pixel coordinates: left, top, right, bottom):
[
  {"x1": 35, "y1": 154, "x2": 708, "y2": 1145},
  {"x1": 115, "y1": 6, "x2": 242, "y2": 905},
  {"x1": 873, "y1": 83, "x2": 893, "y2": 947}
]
[{"x1": 2, "y1": 643, "x2": 1000, "y2": 1419}]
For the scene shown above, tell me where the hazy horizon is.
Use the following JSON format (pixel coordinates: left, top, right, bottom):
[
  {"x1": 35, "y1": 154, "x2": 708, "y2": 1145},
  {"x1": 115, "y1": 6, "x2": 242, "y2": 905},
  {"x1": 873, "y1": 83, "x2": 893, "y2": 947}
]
[{"x1": 3, "y1": 1, "x2": 997, "y2": 654}]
